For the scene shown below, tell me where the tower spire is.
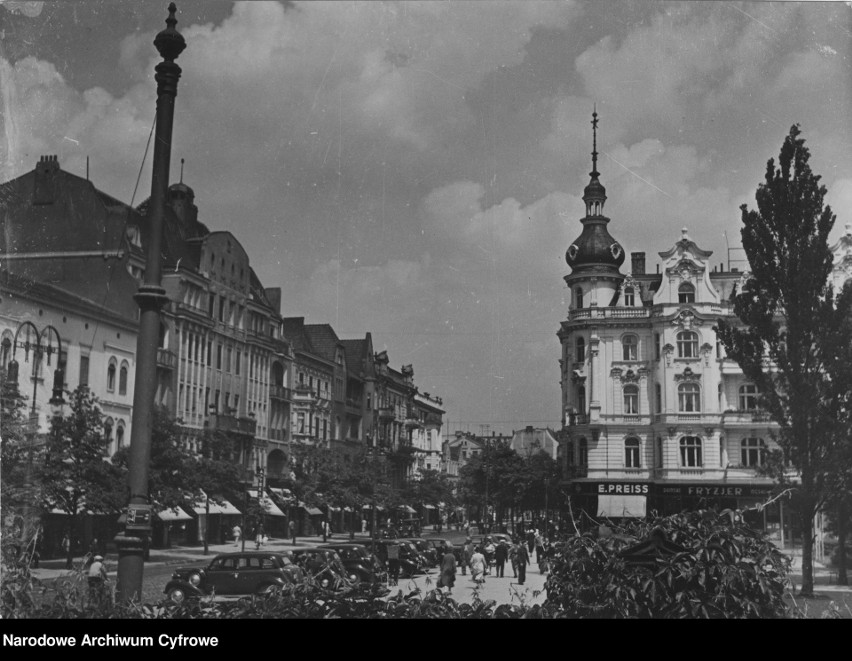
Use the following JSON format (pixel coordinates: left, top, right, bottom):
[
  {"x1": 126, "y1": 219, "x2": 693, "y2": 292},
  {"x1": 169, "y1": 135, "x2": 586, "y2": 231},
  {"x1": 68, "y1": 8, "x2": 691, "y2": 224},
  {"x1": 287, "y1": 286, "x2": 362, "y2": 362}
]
[{"x1": 591, "y1": 104, "x2": 599, "y2": 177}]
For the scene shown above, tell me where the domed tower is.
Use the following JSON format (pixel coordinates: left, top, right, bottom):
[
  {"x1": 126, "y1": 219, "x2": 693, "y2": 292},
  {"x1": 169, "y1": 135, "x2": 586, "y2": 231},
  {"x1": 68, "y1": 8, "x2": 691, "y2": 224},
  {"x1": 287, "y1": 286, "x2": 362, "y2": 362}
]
[{"x1": 564, "y1": 109, "x2": 625, "y2": 309}]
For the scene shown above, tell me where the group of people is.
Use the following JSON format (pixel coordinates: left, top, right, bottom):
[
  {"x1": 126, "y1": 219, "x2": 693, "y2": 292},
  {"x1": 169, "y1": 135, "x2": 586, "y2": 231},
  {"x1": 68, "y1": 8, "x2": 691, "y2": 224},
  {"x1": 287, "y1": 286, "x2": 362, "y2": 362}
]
[
  {"x1": 438, "y1": 533, "x2": 553, "y2": 594},
  {"x1": 232, "y1": 524, "x2": 269, "y2": 549}
]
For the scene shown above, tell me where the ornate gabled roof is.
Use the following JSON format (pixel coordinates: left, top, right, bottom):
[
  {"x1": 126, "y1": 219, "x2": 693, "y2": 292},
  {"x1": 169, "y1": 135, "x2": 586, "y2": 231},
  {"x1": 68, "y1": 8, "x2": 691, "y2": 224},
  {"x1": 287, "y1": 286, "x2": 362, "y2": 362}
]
[{"x1": 303, "y1": 324, "x2": 340, "y2": 362}]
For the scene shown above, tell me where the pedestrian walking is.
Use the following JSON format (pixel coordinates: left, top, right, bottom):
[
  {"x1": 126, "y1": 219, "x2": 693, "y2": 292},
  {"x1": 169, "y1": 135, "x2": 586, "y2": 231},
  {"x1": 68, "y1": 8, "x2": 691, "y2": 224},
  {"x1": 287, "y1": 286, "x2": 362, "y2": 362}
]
[
  {"x1": 461, "y1": 537, "x2": 474, "y2": 575},
  {"x1": 469, "y1": 548, "x2": 487, "y2": 585},
  {"x1": 232, "y1": 524, "x2": 242, "y2": 547},
  {"x1": 516, "y1": 542, "x2": 530, "y2": 585},
  {"x1": 508, "y1": 540, "x2": 519, "y2": 578},
  {"x1": 535, "y1": 530, "x2": 545, "y2": 568},
  {"x1": 526, "y1": 529, "x2": 535, "y2": 553},
  {"x1": 386, "y1": 541, "x2": 401, "y2": 586},
  {"x1": 494, "y1": 540, "x2": 508, "y2": 578},
  {"x1": 483, "y1": 536, "x2": 496, "y2": 574},
  {"x1": 61, "y1": 533, "x2": 72, "y2": 569},
  {"x1": 288, "y1": 518, "x2": 296, "y2": 543},
  {"x1": 440, "y1": 546, "x2": 456, "y2": 594},
  {"x1": 255, "y1": 523, "x2": 265, "y2": 549}
]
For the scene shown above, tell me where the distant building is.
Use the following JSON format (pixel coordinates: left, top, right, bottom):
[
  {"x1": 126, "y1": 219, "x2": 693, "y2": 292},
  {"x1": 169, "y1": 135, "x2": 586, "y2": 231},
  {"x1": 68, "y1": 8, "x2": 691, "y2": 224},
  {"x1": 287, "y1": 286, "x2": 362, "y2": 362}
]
[{"x1": 510, "y1": 426, "x2": 559, "y2": 461}]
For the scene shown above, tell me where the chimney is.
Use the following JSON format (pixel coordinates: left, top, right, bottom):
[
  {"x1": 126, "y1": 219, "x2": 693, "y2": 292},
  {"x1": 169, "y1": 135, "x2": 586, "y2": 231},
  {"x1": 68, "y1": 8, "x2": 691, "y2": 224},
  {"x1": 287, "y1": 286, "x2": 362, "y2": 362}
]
[
  {"x1": 33, "y1": 155, "x2": 60, "y2": 205},
  {"x1": 631, "y1": 252, "x2": 646, "y2": 275},
  {"x1": 525, "y1": 425, "x2": 534, "y2": 433}
]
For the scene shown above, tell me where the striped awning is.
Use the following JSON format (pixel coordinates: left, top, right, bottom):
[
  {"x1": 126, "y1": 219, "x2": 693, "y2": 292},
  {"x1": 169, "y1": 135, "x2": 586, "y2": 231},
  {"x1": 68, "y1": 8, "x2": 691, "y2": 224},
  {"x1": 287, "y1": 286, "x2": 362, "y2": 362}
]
[
  {"x1": 157, "y1": 506, "x2": 193, "y2": 522},
  {"x1": 193, "y1": 491, "x2": 242, "y2": 516},
  {"x1": 248, "y1": 489, "x2": 286, "y2": 517}
]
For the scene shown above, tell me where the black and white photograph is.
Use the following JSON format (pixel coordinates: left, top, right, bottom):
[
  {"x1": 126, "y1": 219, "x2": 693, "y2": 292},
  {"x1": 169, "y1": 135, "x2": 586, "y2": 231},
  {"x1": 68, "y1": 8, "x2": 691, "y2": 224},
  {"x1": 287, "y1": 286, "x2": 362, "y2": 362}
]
[{"x1": 1, "y1": 0, "x2": 851, "y2": 623}]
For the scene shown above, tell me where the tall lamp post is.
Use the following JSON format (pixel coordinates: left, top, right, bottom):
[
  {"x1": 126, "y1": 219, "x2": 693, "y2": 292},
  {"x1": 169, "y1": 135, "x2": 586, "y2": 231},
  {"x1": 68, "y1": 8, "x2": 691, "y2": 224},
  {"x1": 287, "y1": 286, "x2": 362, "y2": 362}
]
[
  {"x1": 116, "y1": 3, "x2": 185, "y2": 603},
  {"x1": 6, "y1": 322, "x2": 65, "y2": 538}
]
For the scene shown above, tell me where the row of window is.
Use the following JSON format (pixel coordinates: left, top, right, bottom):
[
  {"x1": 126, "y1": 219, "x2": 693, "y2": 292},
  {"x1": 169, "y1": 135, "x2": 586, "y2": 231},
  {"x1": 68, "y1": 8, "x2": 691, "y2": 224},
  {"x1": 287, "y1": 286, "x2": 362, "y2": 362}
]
[
  {"x1": 574, "y1": 282, "x2": 696, "y2": 309},
  {"x1": 572, "y1": 330, "x2": 706, "y2": 363},
  {"x1": 570, "y1": 436, "x2": 768, "y2": 469},
  {"x1": 574, "y1": 383, "x2": 761, "y2": 415}
]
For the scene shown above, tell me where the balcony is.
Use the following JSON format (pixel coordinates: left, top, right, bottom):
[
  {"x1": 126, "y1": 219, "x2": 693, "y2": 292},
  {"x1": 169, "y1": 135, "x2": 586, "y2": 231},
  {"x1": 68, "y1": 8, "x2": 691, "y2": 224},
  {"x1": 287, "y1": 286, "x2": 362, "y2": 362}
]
[
  {"x1": 270, "y1": 384, "x2": 291, "y2": 401},
  {"x1": 378, "y1": 406, "x2": 395, "y2": 422},
  {"x1": 345, "y1": 397, "x2": 361, "y2": 413},
  {"x1": 208, "y1": 413, "x2": 256, "y2": 437},
  {"x1": 566, "y1": 413, "x2": 589, "y2": 427},
  {"x1": 569, "y1": 307, "x2": 650, "y2": 321},
  {"x1": 156, "y1": 348, "x2": 176, "y2": 370}
]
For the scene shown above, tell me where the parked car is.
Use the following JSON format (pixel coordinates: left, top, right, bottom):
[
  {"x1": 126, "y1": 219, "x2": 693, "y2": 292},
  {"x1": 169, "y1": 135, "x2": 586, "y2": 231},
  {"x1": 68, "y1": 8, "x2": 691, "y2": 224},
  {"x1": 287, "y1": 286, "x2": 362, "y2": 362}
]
[
  {"x1": 403, "y1": 538, "x2": 438, "y2": 567},
  {"x1": 320, "y1": 543, "x2": 387, "y2": 584},
  {"x1": 290, "y1": 547, "x2": 353, "y2": 590},
  {"x1": 163, "y1": 551, "x2": 303, "y2": 604},
  {"x1": 397, "y1": 518, "x2": 422, "y2": 537},
  {"x1": 371, "y1": 539, "x2": 424, "y2": 578}
]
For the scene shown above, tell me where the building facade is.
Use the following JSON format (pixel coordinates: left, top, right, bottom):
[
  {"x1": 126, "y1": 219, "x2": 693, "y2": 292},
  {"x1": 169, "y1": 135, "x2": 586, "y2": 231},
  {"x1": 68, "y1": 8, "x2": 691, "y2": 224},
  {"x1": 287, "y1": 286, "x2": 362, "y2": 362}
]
[{"x1": 557, "y1": 114, "x2": 786, "y2": 529}]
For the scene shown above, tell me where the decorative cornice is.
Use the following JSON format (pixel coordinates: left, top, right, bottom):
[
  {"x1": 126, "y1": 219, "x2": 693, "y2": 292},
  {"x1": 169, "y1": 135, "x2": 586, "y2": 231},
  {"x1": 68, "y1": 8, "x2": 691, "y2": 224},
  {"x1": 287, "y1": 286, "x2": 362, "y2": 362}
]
[{"x1": 674, "y1": 366, "x2": 701, "y2": 382}]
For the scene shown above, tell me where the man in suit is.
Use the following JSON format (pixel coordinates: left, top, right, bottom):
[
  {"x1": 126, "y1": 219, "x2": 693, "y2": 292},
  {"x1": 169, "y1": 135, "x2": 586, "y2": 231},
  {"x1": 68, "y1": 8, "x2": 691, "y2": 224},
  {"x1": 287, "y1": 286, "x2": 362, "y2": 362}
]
[
  {"x1": 515, "y1": 540, "x2": 530, "y2": 585},
  {"x1": 494, "y1": 540, "x2": 509, "y2": 578}
]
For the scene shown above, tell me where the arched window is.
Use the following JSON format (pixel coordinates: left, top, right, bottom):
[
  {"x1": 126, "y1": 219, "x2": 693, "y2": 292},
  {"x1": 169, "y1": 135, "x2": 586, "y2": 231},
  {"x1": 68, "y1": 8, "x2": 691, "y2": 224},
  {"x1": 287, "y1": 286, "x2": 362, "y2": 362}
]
[
  {"x1": 678, "y1": 383, "x2": 701, "y2": 412},
  {"x1": 741, "y1": 437, "x2": 767, "y2": 467},
  {"x1": 116, "y1": 420, "x2": 126, "y2": 447},
  {"x1": 677, "y1": 331, "x2": 698, "y2": 358},
  {"x1": 623, "y1": 385, "x2": 639, "y2": 415},
  {"x1": 678, "y1": 282, "x2": 695, "y2": 303},
  {"x1": 119, "y1": 361, "x2": 129, "y2": 395},
  {"x1": 623, "y1": 286, "x2": 635, "y2": 307},
  {"x1": 575, "y1": 337, "x2": 585, "y2": 363},
  {"x1": 622, "y1": 334, "x2": 638, "y2": 361},
  {"x1": 107, "y1": 358, "x2": 117, "y2": 392},
  {"x1": 578, "y1": 437, "x2": 588, "y2": 467},
  {"x1": 739, "y1": 384, "x2": 759, "y2": 411},
  {"x1": 625, "y1": 437, "x2": 641, "y2": 468},
  {"x1": 679, "y1": 436, "x2": 702, "y2": 467},
  {"x1": 577, "y1": 386, "x2": 586, "y2": 414},
  {"x1": 575, "y1": 287, "x2": 584, "y2": 309},
  {"x1": 104, "y1": 417, "x2": 114, "y2": 441}
]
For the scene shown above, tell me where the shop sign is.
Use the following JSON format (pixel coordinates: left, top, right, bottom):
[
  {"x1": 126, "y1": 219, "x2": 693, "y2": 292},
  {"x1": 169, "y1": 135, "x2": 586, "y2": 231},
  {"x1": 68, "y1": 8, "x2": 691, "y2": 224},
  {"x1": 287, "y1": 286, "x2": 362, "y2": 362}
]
[
  {"x1": 572, "y1": 482, "x2": 650, "y2": 495},
  {"x1": 658, "y1": 484, "x2": 775, "y2": 498}
]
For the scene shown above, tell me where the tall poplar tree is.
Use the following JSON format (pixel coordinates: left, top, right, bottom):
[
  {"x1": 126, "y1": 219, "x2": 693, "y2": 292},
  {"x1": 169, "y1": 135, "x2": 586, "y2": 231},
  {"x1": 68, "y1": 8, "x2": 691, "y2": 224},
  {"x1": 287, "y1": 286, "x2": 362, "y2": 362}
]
[{"x1": 716, "y1": 125, "x2": 852, "y2": 596}]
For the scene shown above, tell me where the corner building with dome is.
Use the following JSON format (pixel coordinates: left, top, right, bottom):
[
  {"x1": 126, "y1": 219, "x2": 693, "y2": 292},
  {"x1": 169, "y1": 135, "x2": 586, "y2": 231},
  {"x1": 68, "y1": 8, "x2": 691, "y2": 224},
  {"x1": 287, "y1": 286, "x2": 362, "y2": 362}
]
[{"x1": 556, "y1": 112, "x2": 833, "y2": 543}]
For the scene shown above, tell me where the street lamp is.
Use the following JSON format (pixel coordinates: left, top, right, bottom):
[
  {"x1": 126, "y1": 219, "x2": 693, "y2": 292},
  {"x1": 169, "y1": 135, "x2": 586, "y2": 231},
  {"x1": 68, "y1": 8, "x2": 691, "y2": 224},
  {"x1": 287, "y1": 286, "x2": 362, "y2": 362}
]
[
  {"x1": 116, "y1": 3, "x2": 185, "y2": 603},
  {"x1": 5, "y1": 321, "x2": 65, "y2": 539}
]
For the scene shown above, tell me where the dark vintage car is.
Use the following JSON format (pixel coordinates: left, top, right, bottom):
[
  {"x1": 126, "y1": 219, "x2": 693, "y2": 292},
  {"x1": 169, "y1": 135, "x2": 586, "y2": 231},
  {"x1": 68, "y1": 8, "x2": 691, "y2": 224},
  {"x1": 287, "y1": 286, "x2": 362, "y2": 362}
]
[
  {"x1": 290, "y1": 547, "x2": 353, "y2": 590},
  {"x1": 163, "y1": 551, "x2": 303, "y2": 604},
  {"x1": 403, "y1": 538, "x2": 438, "y2": 567},
  {"x1": 371, "y1": 539, "x2": 427, "y2": 577},
  {"x1": 320, "y1": 543, "x2": 387, "y2": 584}
]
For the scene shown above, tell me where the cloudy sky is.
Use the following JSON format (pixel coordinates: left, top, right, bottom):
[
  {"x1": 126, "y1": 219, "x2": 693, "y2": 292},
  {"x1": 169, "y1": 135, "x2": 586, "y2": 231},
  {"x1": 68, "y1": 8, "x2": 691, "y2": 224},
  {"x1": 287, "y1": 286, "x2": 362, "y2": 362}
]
[{"x1": 2, "y1": 1, "x2": 851, "y2": 435}]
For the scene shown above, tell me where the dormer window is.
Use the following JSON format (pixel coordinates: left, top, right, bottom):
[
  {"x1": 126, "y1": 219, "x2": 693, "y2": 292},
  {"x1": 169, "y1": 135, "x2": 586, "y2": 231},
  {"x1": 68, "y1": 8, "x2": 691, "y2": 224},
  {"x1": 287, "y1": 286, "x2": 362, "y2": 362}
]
[
  {"x1": 678, "y1": 282, "x2": 695, "y2": 304},
  {"x1": 624, "y1": 286, "x2": 635, "y2": 307}
]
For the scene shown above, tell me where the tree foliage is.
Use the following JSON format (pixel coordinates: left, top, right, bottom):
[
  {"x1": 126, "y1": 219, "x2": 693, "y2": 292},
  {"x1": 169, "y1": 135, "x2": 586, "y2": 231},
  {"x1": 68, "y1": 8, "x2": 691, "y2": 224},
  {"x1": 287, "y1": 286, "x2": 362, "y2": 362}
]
[
  {"x1": 544, "y1": 511, "x2": 791, "y2": 618},
  {"x1": 715, "y1": 124, "x2": 852, "y2": 595}
]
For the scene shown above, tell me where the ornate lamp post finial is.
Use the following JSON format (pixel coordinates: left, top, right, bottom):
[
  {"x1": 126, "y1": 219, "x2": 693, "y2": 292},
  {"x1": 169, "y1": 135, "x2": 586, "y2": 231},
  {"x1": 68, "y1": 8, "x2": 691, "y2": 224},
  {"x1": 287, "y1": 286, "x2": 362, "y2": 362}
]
[{"x1": 154, "y1": 2, "x2": 186, "y2": 62}]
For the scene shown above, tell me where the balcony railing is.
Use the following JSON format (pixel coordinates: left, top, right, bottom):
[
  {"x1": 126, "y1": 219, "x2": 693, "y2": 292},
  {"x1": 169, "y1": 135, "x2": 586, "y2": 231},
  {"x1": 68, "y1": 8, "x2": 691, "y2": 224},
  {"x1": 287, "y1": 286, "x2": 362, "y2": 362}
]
[
  {"x1": 566, "y1": 413, "x2": 589, "y2": 426},
  {"x1": 156, "y1": 348, "x2": 176, "y2": 370},
  {"x1": 270, "y1": 384, "x2": 291, "y2": 401},
  {"x1": 569, "y1": 307, "x2": 650, "y2": 321},
  {"x1": 378, "y1": 406, "x2": 395, "y2": 422},
  {"x1": 208, "y1": 413, "x2": 256, "y2": 436}
]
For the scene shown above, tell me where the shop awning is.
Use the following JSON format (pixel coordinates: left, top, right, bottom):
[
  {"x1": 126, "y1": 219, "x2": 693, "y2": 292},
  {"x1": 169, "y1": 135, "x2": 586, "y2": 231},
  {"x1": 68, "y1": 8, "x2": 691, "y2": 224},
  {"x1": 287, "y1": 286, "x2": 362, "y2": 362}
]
[
  {"x1": 397, "y1": 505, "x2": 417, "y2": 514},
  {"x1": 193, "y1": 491, "x2": 242, "y2": 516},
  {"x1": 247, "y1": 490, "x2": 286, "y2": 517},
  {"x1": 157, "y1": 506, "x2": 193, "y2": 522},
  {"x1": 423, "y1": 504, "x2": 436, "y2": 510},
  {"x1": 300, "y1": 503, "x2": 323, "y2": 516},
  {"x1": 597, "y1": 494, "x2": 646, "y2": 518},
  {"x1": 269, "y1": 487, "x2": 294, "y2": 502},
  {"x1": 327, "y1": 506, "x2": 342, "y2": 512}
]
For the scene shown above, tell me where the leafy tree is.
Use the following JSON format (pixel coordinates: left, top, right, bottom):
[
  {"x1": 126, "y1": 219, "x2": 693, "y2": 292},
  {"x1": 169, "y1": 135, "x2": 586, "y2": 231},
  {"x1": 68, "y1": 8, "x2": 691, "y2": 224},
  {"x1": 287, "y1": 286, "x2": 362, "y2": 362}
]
[
  {"x1": 459, "y1": 441, "x2": 526, "y2": 526},
  {"x1": 0, "y1": 367, "x2": 33, "y2": 516},
  {"x1": 111, "y1": 406, "x2": 196, "y2": 514},
  {"x1": 191, "y1": 428, "x2": 245, "y2": 554},
  {"x1": 715, "y1": 125, "x2": 852, "y2": 595},
  {"x1": 544, "y1": 510, "x2": 791, "y2": 618},
  {"x1": 40, "y1": 387, "x2": 122, "y2": 568}
]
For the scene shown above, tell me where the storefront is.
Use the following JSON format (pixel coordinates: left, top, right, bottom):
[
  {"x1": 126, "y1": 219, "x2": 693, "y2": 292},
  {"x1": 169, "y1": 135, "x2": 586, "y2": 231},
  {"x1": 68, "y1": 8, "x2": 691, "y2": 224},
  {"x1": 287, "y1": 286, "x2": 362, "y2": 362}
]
[{"x1": 567, "y1": 480, "x2": 780, "y2": 531}]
